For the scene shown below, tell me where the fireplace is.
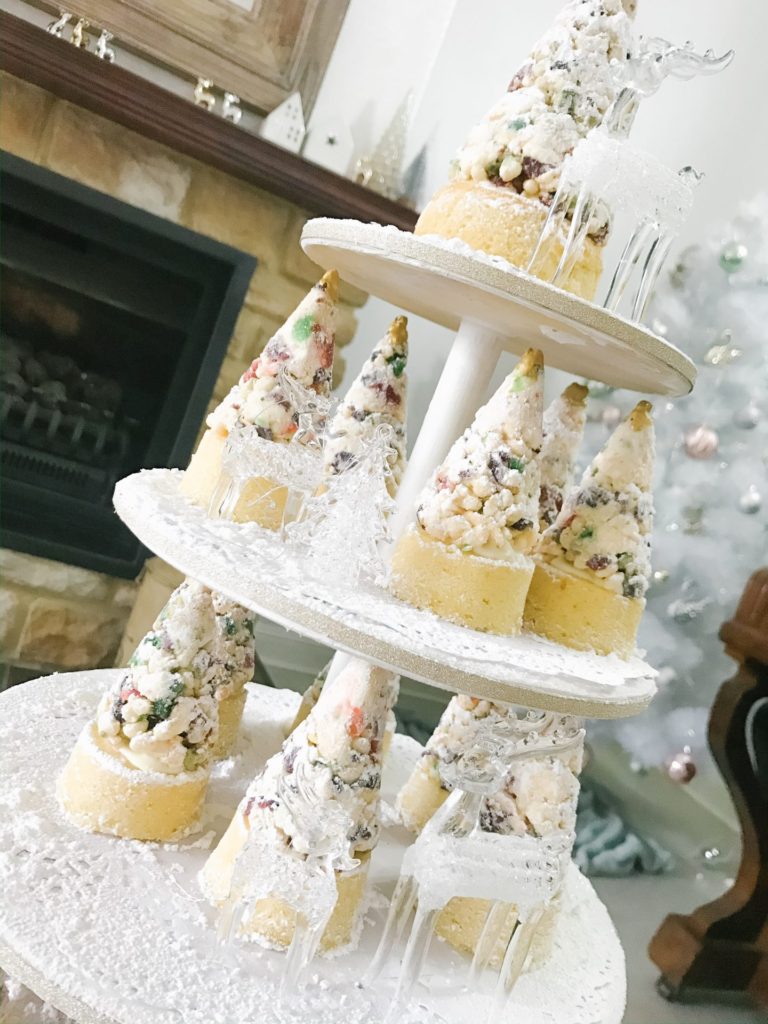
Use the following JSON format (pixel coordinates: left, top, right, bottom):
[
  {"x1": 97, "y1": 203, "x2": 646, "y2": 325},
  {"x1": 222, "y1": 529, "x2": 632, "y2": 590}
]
[{"x1": 1, "y1": 152, "x2": 255, "y2": 578}]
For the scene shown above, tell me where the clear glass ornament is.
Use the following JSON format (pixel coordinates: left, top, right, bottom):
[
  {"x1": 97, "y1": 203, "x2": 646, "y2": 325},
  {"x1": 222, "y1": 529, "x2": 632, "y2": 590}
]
[{"x1": 365, "y1": 708, "x2": 584, "y2": 1017}]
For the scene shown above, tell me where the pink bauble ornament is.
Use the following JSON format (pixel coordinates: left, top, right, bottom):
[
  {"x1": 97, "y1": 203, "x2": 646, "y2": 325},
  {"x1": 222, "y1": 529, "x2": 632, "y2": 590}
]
[
  {"x1": 602, "y1": 404, "x2": 622, "y2": 428},
  {"x1": 665, "y1": 749, "x2": 697, "y2": 783},
  {"x1": 683, "y1": 425, "x2": 718, "y2": 459}
]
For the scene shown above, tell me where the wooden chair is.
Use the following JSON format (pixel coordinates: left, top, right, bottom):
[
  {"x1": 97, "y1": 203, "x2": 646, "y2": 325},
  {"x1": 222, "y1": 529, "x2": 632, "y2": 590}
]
[{"x1": 649, "y1": 568, "x2": 768, "y2": 1009}]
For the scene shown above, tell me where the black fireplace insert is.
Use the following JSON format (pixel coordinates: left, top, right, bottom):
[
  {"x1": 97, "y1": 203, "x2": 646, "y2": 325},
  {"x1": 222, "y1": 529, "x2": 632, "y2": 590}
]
[{"x1": 1, "y1": 152, "x2": 256, "y2": 577}]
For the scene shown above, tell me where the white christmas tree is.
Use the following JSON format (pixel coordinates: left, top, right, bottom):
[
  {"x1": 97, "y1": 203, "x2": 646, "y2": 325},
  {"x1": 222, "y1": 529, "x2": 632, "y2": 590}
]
[
  {"x1": 356, "y1": 92, "x2": 412, "y2": 200},
  {"x1": 586, "y1": 193, "x2": 768, "y2": 785}
]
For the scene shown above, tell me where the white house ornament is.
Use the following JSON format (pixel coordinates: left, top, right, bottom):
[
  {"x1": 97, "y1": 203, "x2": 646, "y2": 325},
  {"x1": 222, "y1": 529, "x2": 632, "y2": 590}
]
[
  {"x1": 302, "y1": 119, "x2": 354, "y2": 176},
  {"x1": 260, "y1": 92, "x2": 306, "y2": 153}
]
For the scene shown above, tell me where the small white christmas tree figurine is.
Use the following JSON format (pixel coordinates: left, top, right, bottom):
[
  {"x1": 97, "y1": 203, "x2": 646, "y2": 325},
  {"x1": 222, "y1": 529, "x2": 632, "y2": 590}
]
[
  {"x1": 356, "y1": 92, "x2": 413, "y2": 199},
  {"x1": 260, "y1": 92, "x2": 306, "y2": 153}
]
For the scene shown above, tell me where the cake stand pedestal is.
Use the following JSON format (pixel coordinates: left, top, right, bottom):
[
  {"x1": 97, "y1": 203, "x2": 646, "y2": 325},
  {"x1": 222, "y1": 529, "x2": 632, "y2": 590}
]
[
  {"x1": 0, "y1": 673, "x2": 626, "y2": 1024},
  {"x1": 300, "y1": 219, "x2": 695, "y2": 546},
  {"x1": 4, "y1": 217, "x2": 683, "y2": 1021}
]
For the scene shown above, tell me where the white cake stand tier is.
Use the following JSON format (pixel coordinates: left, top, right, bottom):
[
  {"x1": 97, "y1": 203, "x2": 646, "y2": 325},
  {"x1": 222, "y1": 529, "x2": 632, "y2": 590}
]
[
  {"x1": 300, "y1": 219, "x2": 695, "y2": 396},
  {"x1": 113, "y1": 470, "x2": 656, "y2": 719},
  {"x1": 301, "y1": 218, "x2": 693, "y2": 543},
  {"x1": 0, "y1": 673, "x2": 626, "y2": 1024}
]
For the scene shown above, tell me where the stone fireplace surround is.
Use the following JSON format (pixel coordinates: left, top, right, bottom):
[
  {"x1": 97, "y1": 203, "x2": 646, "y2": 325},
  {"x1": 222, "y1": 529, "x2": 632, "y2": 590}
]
[{"x1": 0, "y1": 18, "x2": 415, "y2": 688}]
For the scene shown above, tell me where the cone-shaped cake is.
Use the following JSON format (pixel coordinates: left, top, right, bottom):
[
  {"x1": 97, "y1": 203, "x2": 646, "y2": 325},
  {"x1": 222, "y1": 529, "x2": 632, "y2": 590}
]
[
  {"x1": 287, "y1": 659, "x2": 398, "y2": 760},
  {"x1": 390, "y1": 348, "x2": 544, "y2": 635},
  {"x1": 435, "y1": 728, "x2": 583, "y2": 964},
  {"x1": 397, "y1": 696, "x2": 583, "y2": 961},
  {"x1": 181, "y1": 271, "x2": 338, "y2": 528},
  {"x1": 58, "y1": 581, "x2": 257, "y2": 840},
  {"x1": 323, "y1": 315, "x2": 409, "y2": 491},
  {"x1": 201, "y1": 658, "x2": 399, "y2": 952},
  {"x1": 397, "y1": 383, "x2": 587, "y2": 833},
  {"x1": 414, "y1": 0, "x2": 637, "y2": 299},
  {"x1": 524, "y1": 400, "x2": 655, "y2": 656},
  {"x1": 286, "y1": 659, "x2": 330, "y2": 734},
  {"x1": 538, "y1": 382, "x2": 589, "y2": 530}
]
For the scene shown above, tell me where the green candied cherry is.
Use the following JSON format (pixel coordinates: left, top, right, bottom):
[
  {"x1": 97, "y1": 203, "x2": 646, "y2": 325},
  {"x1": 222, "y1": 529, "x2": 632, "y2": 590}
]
[
  {"x1": 508, "y1": 117, "x2": 527, "y2": 131},
  {"x1": 485, "y1": 156, "x2": 503, "y2": 178},
  {"x1": 508, "y1": 372, "x2": 533, "y2": 393},
  {"x1": 387, "y1": 353, "x2": 407, "y2": 378},
  {"x1": 149, "y1": 678, "x2": 186, "y2": 723},
  {"x1": 504, "y1": 455, "x2": 526, "y2": 473},
  {"x1": 558, "y1": 88, "x2": 577, "y2": 114},
  {"x1": 223, "y1": 615, "x2": 238, "y2": 637},
  {"x1": 292, "y1": 314, "x2": 316, "y2": 343},
  {"x1": 578, "y1": 526, "x2": 595, "y2": 540},
  {"x1": 183, "y1": 748, "x2": 204, "y2": 772}
]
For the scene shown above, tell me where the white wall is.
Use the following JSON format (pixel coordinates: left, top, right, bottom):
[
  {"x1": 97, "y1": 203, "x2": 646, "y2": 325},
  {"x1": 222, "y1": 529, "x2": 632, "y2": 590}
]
[
  {"x1": 308, "y1": 0, "x2": 457, "y2": 162},
  {"x1": 327, "y1": 0, "x2": 768, "y2": 436}
]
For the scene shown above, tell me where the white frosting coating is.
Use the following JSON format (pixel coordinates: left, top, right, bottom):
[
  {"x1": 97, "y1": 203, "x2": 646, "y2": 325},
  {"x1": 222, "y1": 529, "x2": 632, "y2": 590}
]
[
  {"x1": 416, "y1": 351, "x2": 544, "y2": 557},
  {"x1": 450, "y1": 0, "x2": 635, "y2": 237},
  {"x1": 323, "y1": 317, "x2": 408, "y2": 487},
  {"x1": 416, "y1": 695, "x2": 582, "y2": 837},
  {"x1": 538, "y1": 383, "x2": 588, "y2": 529},
  {"x1": 206, "y1": 274, "x2": 337, "y2": 441},
  {"x1": 538, "y1": 402, "x2": 655, "y2": 597},
  {"x1": 95, "y1": 581, "x2": 257, "y2": 774},
  {"x1": 239, "y1": 659, "x2": 400, "y2": 864}
]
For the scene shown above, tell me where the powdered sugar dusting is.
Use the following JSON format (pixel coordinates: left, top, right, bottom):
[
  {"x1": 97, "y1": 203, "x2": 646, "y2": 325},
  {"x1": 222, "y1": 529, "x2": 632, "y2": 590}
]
[
  {"x1": 1, "y1": 673, "x2": 624, "y2": 1023},
  {"x1": 113, "y1": 470, "x2": 656, "y2": 716}
]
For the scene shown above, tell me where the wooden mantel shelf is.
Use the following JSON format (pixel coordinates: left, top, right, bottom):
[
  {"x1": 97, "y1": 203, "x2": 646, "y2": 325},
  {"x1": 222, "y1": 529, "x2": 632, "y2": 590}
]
[{"x1": 0, "y1": 12, "x2": 418, "y2": 232}]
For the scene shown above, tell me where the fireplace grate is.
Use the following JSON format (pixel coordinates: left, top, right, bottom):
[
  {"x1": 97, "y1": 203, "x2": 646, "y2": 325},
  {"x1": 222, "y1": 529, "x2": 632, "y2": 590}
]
[
  {"x1": 1, "y1": 152, "x2": 255, "y2": 576},
  {"x1": 1, "y1": 440, "x2": 115, "y2": 503}
]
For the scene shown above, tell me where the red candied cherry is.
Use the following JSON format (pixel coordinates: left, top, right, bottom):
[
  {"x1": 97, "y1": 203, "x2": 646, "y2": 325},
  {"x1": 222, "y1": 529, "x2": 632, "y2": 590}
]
[{"x1": 347, "y1": 706, "x2": 365, "y2": 738}]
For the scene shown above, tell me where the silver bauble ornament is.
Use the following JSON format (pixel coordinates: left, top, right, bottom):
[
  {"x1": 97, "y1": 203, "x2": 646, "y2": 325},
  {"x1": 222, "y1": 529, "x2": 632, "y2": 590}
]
[
  {"x1": 683, "y1": 425, "x2": 718, "y2": 459},
  {"x1": 734, "y1": 402, "x2": 761, "y2": 429},
  {"x1": 665, "y1": 748, "x2": 697, "y2": 783},
  {"x1": 719, "y1": 241, "x2": 748, "y2": 273},
  {"x1": 738, "y1": 486, "x2": 762, "y2": 515},
  {"x1": 650, "y1": 317, "x2": 668, "y2": 337}
]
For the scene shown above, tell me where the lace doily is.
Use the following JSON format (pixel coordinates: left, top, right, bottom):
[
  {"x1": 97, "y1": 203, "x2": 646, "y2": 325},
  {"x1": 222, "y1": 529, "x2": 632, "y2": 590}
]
[
  {"x1": 0, "y1": 672, "x2": 625, "y2": 1024},
  {"x1": 114, "y1": 471, "x2": 656, "y2": 719}
]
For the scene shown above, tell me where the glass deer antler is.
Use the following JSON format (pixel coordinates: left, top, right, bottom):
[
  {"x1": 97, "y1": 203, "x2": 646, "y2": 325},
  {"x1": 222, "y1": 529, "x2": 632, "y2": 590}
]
[
  {"x1": 528, "y1": 36, "x2": 733, "y2": 315},
  {"x1": 366, "y1": 707, "x2": 584, "y2": 1019}
]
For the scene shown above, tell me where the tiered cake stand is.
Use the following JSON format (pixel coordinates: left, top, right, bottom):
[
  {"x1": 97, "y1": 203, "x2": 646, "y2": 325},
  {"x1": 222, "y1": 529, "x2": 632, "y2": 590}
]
[{"x1": 0, "y1": 220, "x2": 696, "y2": 1024}]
